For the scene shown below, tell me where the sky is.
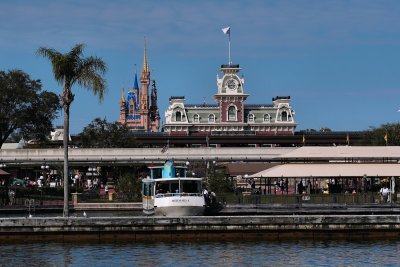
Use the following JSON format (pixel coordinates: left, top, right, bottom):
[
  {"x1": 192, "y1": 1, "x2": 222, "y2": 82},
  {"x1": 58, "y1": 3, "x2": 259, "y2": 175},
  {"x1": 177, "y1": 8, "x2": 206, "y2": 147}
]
[{"x1": 1, "y1": 0, "x2": 400, "y2": 134}]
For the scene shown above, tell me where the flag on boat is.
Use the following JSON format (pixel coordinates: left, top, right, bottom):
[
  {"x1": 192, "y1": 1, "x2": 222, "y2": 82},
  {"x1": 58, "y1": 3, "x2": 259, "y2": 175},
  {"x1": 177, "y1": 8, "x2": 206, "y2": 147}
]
[
  {"x1": 302, "y1": 134, "x2": 306, "y2": 145},
  {"x1": 384, "y1": 133, "x2": 388, "y2": 144},
  {"x1": 222, "y1": 26, "x2": 230, "y2": 35}
]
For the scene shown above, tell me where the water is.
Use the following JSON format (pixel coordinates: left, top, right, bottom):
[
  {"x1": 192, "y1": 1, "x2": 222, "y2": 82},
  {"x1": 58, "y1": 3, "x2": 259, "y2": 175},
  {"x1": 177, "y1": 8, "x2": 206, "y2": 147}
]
[{"x1": 0, "y1": 239, "x2": 399, "y2": 266}]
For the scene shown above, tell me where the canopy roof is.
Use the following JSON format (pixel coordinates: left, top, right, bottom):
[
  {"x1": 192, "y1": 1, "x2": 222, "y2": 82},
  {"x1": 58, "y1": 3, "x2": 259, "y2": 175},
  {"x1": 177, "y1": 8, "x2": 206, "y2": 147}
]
[
  {"x1": 0, "y1": 169, "x2": 10, "y2": 176},
  {"x1": 281, "y1": 146, "x2": 400, "y2": 160},
  {"x1": 250, "y1": 163, "x2": 400, "y2": 178}
]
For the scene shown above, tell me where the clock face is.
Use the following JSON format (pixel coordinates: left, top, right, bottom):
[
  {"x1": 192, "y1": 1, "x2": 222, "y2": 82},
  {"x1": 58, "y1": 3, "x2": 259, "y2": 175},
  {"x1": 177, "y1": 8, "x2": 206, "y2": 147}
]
[{"x1": 225, "y1": 78, "x2": 238, "y2": 91}]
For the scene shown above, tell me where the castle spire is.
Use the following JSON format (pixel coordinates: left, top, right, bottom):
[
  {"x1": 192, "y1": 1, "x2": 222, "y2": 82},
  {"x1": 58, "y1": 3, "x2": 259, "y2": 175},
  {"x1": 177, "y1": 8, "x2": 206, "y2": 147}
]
[
  {"x1": 142, "y1": 38, "x2": 149, "y2": 73},
  {"x1": 121, "y1": 82, "x2": 126, "y2": 103},
  {"x1": 133, "y1": 64, "x2": 139, "y2": 90}
]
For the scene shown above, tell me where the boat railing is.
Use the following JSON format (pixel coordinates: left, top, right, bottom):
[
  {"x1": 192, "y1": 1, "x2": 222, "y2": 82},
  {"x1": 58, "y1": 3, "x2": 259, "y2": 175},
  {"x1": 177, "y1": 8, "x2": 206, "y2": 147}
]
[{"x1": 155, "y1": 193, "x2": 203, "y2": 198}]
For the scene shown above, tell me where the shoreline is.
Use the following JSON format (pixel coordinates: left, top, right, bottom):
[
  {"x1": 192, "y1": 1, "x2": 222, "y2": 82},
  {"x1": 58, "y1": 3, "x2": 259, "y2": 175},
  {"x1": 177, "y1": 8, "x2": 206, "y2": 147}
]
[{"x1": 1, "y1": 214, "x2": 400, "y2": 242}]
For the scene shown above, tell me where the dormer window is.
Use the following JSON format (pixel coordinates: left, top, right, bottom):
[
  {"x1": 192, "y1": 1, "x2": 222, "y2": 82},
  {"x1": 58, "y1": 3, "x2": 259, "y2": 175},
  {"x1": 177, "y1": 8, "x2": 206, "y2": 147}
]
[
  {"x1": 281, "y1": 111, "x2": 288, "y2": 122},
  {"x1": 263, "y1": 114, "x2": 270, "y2": 122},
  {"x1": 175, "y1": 111, "x2": 182, "y2": 122},
  {"x1": 248, "y1": 114, "x2": 254, "y2": 123},
  {"x1": 208, "y1": 114, "x2": 215, "y2": 123},
  {"x1": 193, "y1": 114, "x2": 199, "y2": 123},
  {"x1": 228, "y1": 106, "x2": 237, "y2": 121}
]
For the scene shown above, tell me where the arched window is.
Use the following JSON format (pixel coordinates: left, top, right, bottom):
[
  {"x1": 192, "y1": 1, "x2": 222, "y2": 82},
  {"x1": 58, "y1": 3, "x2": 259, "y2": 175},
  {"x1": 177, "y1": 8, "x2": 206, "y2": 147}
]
[
  {"x1": 193, "y1": 114, "x2": 199, "y2": 123},
  {"x1": 248, "y1": 114, "x2": 254, "y2": 122},
  {"x1": 175, "y1": 111, "x2": 182, "y2": 122},
  {"x1": 208, "y1": 114, "x2": 215, "y2": 123},
  {"x1": 228, "y1": 106, "x2": 236, "y2": 121},
  {"x1": 281, "y1": 111, "x2": 288, "y2": 122},
  {"x1": 263, "y1": 114, "x2": 270, "y2": 122}
]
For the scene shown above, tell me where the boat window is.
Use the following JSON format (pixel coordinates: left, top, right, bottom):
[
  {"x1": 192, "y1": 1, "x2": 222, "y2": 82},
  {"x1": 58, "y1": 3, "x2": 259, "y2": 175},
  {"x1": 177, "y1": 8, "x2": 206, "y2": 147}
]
[
  {"x1": 182, "y1": 180, "x2": 201, "y2": 194},
  {"x1": 156, "y1": 181, "x2": 171, "y2": 194},
  {"x1": 170, "y1": 181, "x2": 179, "y2": 193}
]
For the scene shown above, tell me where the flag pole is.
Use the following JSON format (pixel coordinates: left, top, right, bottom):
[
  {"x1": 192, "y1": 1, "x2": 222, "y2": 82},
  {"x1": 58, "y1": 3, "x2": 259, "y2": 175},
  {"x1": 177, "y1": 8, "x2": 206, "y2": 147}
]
[
  {"x1": 222, "y1": 26, "x2": 231, "y2": 65},
  {"x1": 228, "y1": 30, "x2": 231, "y2": 65}
]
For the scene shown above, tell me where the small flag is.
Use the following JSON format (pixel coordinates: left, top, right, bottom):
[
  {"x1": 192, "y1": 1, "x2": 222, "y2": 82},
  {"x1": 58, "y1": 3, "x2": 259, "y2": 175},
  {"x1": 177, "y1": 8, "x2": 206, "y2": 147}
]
[
  {"x1": 302, "y1": 134, "x2": 305, "y2": 145},
  {"x1": 346, "y1": 133, "x2": 350, "y2": 145},
  {"x1": 161, "y1": 145, "x2": 169, "y2": 153},
  {"x1": 222, "y1": 26, "x2": 230, "y2": 35},
  {"x1": 384, "y1": 133, "x2": 388, "y2": 144}
]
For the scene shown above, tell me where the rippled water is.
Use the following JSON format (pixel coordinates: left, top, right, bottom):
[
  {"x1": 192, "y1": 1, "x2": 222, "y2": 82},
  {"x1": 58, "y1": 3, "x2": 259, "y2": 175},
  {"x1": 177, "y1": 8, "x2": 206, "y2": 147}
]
[{"x1": 0, "y1": 239, "x2": 399, "y2": 266}]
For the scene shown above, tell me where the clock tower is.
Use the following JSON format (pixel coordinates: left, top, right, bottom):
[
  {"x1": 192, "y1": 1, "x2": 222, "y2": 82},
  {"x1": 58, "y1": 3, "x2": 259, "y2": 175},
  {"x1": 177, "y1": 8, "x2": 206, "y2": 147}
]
[{"x1": 214, "y1": 64, "x2": 248, "y2": 123}]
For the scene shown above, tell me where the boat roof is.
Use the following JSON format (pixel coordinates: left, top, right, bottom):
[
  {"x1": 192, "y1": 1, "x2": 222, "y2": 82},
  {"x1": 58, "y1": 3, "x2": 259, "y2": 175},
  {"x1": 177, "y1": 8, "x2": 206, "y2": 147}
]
[
  {"x1": 148, "y1": 165, "x2": 187, "y2": 169},
  {"x1": 143, "y1": 177, "x2": 203, "y2": 182}
]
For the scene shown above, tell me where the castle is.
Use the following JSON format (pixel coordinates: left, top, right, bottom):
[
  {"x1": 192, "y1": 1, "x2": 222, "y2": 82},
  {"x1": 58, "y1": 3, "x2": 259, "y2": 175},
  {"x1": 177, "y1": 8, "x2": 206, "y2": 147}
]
[
  {"x1": 119, "y1": 45, "x2": 296, "y2": 136},
  {"x1": 119, "y1": 45, "x2": 160, "y2": 132}
]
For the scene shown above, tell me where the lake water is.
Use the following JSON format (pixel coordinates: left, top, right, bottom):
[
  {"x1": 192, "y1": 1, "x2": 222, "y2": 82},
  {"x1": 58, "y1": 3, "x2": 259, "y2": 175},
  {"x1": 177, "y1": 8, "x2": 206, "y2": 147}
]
[{"x1": 1, "y1": 239, "x2": 399, "y2": 266}]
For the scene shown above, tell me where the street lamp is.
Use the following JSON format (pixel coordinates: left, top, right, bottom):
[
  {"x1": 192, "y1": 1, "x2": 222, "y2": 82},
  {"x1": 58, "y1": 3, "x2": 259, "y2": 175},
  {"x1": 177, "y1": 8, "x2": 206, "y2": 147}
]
[
  {"x1": 41, "y1": 164, "x2": 50, "y2": 186},
  {"x1": 88, "y1": 167, "x2": 98, "y2": 189}
]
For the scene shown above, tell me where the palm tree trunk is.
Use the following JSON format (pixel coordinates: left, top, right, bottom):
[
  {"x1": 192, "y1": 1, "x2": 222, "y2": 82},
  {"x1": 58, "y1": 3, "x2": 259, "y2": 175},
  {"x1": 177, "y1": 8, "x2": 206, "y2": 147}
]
[{"x1": 63, "y1": 104, "x2": 70, "y2": 217}]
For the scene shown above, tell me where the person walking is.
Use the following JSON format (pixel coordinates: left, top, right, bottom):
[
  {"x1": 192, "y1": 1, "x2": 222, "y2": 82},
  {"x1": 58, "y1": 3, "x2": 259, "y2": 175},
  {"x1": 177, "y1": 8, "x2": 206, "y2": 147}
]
[
  {"x1": 105, "y1": 185, "x2": 109, "y2": 197},
  {"x1": 380, "y1": 184, "x2": 390, "y2": 203}
]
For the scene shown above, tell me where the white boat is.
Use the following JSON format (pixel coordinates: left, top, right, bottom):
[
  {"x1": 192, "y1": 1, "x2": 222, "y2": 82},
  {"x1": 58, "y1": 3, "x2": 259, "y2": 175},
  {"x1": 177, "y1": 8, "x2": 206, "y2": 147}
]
[{"x1": 142, "y1": 161, "x2": 206, "y2": 216}]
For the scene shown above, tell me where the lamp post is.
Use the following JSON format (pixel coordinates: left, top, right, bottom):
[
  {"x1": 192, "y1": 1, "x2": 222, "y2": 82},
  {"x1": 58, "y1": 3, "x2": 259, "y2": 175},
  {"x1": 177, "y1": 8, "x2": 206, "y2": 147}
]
[
  {"x1": 41, "y1": 164, "x2": 50, "y2": 186},
  {"x1": 74, "y1": 174, "x2": 80, "y2": 193},
  {"x1": 0, "y1": 163, "x2": 6, "y2": 185},
  {"x1": 185, "y1": 161, "x2": 189, "y2": 177},
  {"x1": 88, "y1": 167, "x2": 98, "y2": 190}
]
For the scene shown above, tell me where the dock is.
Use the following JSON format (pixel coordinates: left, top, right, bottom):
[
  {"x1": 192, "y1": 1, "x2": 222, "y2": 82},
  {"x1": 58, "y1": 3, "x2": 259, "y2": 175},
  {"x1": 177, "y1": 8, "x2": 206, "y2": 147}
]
[{"x1": 0, "y1": 213, "x2": 400, "y2": 241}]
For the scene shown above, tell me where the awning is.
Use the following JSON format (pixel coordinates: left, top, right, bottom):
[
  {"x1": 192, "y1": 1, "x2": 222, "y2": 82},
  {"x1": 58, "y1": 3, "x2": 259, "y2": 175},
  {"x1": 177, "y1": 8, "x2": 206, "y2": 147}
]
[
  {"x1": 250, "y1": 163, "x2": 400, "y2": 178},
  {"x1": 281, "y1": 146, "x2": 400, "y2": 160},
  {"x1": 0, "y1": 169, "x2": 10, "y2": 176}
]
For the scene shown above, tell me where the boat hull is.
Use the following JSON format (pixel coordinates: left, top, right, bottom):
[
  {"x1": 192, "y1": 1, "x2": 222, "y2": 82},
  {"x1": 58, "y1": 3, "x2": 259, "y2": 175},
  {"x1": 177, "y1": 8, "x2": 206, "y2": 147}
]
[
  {"x1": 153, "y1": 195, "x2": 206, "y2": 216},
  {"x1": 155, "y1": 205, "x2": 205, "y2": 217}
]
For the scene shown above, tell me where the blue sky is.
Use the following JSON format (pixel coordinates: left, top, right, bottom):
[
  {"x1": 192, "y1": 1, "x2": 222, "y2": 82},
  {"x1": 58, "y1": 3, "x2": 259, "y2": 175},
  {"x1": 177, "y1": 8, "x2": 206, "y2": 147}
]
[{"x1": 1, "y1": 0, "x2": 400, "y2": 133}]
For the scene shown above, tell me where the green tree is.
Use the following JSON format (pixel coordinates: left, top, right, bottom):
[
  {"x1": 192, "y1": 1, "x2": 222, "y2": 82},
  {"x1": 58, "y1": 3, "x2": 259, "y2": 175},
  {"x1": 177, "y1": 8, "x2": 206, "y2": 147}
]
[
  {"x1": 361, "y1": 123, "x2": 400, "y2": 146},
  {"x1": 78, "y1": 118, "x2": 139, "y2": 148},
  {"x1": 0, "y1": 70, "x2": 59, "y2": 147},
  {"x1": 116, "y1": 172, "x2": 141, "y2": 201},
  {"x1": 37, "y1": 44, "x2": 107, "y2": 217},
  {"x1": 208, "y1": 167, "x2": 232, "y2": 194}
]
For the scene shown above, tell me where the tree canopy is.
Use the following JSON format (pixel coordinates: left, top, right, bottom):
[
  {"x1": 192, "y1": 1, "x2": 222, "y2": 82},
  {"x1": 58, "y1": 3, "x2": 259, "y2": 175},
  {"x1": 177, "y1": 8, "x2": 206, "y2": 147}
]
[
  {"x1": 37, "y1": 43, "x2": 107, "y2": 217},
  {"x1": 0, "y1": 70, "x2": 60, "y2": 147},
  {"x1": 361, "y1": 123, "x2": 400, "y2": 146},
  {"x1": 78, "y1": 118, "x2": 139, "y2": 148}
]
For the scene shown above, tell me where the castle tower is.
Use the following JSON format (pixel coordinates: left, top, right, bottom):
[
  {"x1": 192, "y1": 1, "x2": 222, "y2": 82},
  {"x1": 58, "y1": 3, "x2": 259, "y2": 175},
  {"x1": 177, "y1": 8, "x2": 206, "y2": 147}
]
[
  {"x1": 119, "y1": 83, "x2": 127, "y2": 124},
  {"x1": 214, "y1": 64, "x2": 248, "y2": 123},
  {"x1": 138, "y1": 42, "x2": 151, "y2": 131},
  {"x1": 118, "y1": 42, "x2": 159, "y2": 132}
]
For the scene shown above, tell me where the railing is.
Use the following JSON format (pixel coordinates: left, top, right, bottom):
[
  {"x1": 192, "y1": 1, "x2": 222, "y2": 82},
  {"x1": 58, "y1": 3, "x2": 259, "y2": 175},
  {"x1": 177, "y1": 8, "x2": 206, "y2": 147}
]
[
  {"x1": 155, "y1": 193, "x2": 203, "y2": 198},
  {"x1": 218, "y1": 193, "x2": 382, "y2": 205}
]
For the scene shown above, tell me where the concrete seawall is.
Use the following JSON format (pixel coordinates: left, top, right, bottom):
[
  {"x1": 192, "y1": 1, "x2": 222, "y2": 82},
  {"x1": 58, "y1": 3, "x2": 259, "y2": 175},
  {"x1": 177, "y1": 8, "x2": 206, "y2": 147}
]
[{"x1": 1, "y1": 215, "x2": 400, "y2": 241}]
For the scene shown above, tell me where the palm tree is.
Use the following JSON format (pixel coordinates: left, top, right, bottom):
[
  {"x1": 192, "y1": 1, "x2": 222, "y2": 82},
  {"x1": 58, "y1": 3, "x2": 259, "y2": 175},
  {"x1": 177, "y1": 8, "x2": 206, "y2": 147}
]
[{"x1": 37, "y1": 44, "x2": 107, "y2": 217}]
